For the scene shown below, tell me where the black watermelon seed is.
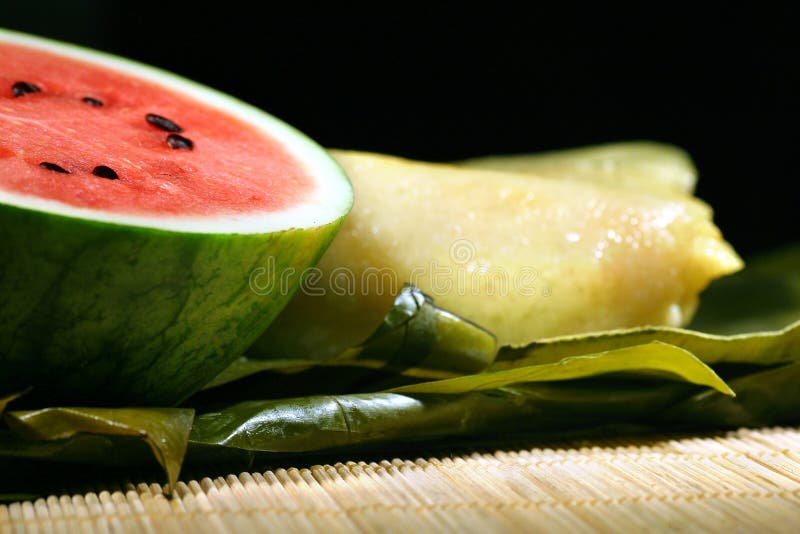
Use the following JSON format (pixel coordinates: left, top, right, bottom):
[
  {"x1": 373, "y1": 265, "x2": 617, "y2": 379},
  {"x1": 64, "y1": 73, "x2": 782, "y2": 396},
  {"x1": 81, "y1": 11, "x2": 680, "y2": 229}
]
[
  {"x1": 82, "y1": 96, "x2": 104, "y2": 107},
  {"x1": 39, "y1": 162, "x2": 70, "y2": 174},
  {"x1": 146, "y1": 113, "x2": 183, "y2": 133},
  {"x1": 167, "y1": 134, "x2": 194, "y2": 150},
  {"x1": 92, "y1": 165, "x2": 119, "y2": 180},
  {"x1": 12, "y1": 81, "x2": 41, "y2": 97}
]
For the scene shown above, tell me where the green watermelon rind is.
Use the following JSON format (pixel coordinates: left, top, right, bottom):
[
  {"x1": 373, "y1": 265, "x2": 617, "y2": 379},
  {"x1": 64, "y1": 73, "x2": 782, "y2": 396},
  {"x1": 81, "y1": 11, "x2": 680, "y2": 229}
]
[{"x1": 0, "y1": 30, "x2": 353, "y2": 405}]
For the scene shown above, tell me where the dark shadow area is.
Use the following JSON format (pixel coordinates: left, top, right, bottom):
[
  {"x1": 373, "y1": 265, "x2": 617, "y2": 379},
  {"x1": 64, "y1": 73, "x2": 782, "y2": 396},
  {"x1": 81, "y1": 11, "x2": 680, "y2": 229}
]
[{"x1": 3, "y1": 7, "x2": 798, "y2": 255}]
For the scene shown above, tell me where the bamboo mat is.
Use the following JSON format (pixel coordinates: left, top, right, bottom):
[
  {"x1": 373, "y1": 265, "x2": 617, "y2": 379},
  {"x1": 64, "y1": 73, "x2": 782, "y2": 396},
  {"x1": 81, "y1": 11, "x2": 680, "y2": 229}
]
[{"x1": 2, "y1": 427, "x2": 800, "y2": 533}]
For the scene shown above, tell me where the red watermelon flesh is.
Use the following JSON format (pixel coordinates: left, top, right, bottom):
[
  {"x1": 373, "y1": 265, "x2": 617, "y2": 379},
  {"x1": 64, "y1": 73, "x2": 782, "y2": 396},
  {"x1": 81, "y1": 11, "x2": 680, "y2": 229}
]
[{"x1": 0, "y1": 42, "x2": 312, "y2": 217}]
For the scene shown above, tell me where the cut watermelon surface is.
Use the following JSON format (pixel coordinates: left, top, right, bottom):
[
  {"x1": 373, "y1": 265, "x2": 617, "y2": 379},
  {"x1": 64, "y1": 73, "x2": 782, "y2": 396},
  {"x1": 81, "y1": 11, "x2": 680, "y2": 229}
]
[{"x1": 0, "y1": 30, "x2": 352, "y2": 405}]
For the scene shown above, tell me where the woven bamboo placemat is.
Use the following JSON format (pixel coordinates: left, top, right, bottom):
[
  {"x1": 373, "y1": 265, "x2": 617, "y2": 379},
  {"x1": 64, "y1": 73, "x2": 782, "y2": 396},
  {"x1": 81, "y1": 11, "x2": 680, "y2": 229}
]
[{"x1": 2, "y1": 426, "x2": 799, "y2": 533}]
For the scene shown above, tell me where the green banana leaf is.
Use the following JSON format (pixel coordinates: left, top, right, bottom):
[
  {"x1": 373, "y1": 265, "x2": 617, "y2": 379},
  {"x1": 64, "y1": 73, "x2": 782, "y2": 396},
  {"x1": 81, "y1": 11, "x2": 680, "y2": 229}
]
[
  {"x1": 494, "y1": 321, "x2": 800, "y2": 368},
  {"x1": 196, "y1": 340, "x2": 735, "y2": 408},
  {"x1": 147, "y1": 363, "x2": 800, "y2": 457},
  {"x1": 208, "y1": 284, "x2": 497, "y2": 389},
  {"x1": 187, "y1": 342, "x2": 731, "y2": 454},
  {"x1": 664, "y1": 361, "x2": 800, "y2": 428},
  {"x1": 155, "y1": 364, "x2": 796, "y2": 457},
  {"x1": 2, "y1": 408, "x2": 194, "y2": 491},
  {"x1": 0, "y1": 380, "x2": 697, "y2": 498},
  {"x1": 186, "y1": 384, "x2": 693, "y2": 455},
  {"x1": 0, "y1": 342, "x2": 731, "y2": 470},
  {"x1": 391, "y1": 342, "x2": 733, "y2": 396},
  {"x1": 690, "y1": 244, "x2": 800, "y2": 334},
  {"x1": 352, "y1": 285, "x2": 497, "y2": 373},
  {"x1": 1, "y1": 362, "x2": 797, "y2": 494},
  {"x1": 176, "y1": 343, "x2": 740, "y2": 473},
  {"x1": 4, "y1": 367, "x2": 793, "y2": 502}
]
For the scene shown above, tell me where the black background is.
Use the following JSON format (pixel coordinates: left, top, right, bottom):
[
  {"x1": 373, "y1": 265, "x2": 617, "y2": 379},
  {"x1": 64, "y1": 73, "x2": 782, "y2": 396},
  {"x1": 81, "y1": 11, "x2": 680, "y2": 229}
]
[{"x1": 4, "y1": 5, "x2": 798, "y2": 255}]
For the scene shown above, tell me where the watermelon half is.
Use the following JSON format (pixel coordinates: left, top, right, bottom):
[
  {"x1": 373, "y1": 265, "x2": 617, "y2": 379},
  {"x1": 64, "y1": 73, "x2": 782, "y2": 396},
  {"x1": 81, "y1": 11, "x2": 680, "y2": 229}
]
[{"x1": 0, "y1": 30, "x2": 352, "y2": 405}]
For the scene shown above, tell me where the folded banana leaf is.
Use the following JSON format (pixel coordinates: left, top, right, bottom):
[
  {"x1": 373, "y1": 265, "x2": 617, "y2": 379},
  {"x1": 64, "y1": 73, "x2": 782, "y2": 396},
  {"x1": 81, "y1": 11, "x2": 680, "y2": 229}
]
[
  {"x1": 494, "y1": 321, "x2": 800, "y2": 368},
  {"x1": 186, "y1": 383, "x2": 697, "y2": 455},
  {"x1": 207, "y1": 284, "x2": 497, "y2": 390},
  {"x1": 390, "y1": 342, "x2": 732, "y2": 396},
  {"x1": 1, "y1": 407, "x2": 193, "y2": 492}
]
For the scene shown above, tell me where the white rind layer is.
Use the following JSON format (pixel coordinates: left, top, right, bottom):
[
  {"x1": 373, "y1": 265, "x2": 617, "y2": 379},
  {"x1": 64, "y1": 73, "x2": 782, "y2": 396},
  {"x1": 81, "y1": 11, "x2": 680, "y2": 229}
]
[{"x1": 0, "y1": 29, "x2": 352, "y2": 234}]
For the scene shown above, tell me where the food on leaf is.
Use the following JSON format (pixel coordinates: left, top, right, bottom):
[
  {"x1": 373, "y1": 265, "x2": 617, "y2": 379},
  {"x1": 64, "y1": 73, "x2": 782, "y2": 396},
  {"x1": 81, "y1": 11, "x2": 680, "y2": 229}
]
[{"x1": 256, "y1": 150, "x2": 741, "y2": 359}]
